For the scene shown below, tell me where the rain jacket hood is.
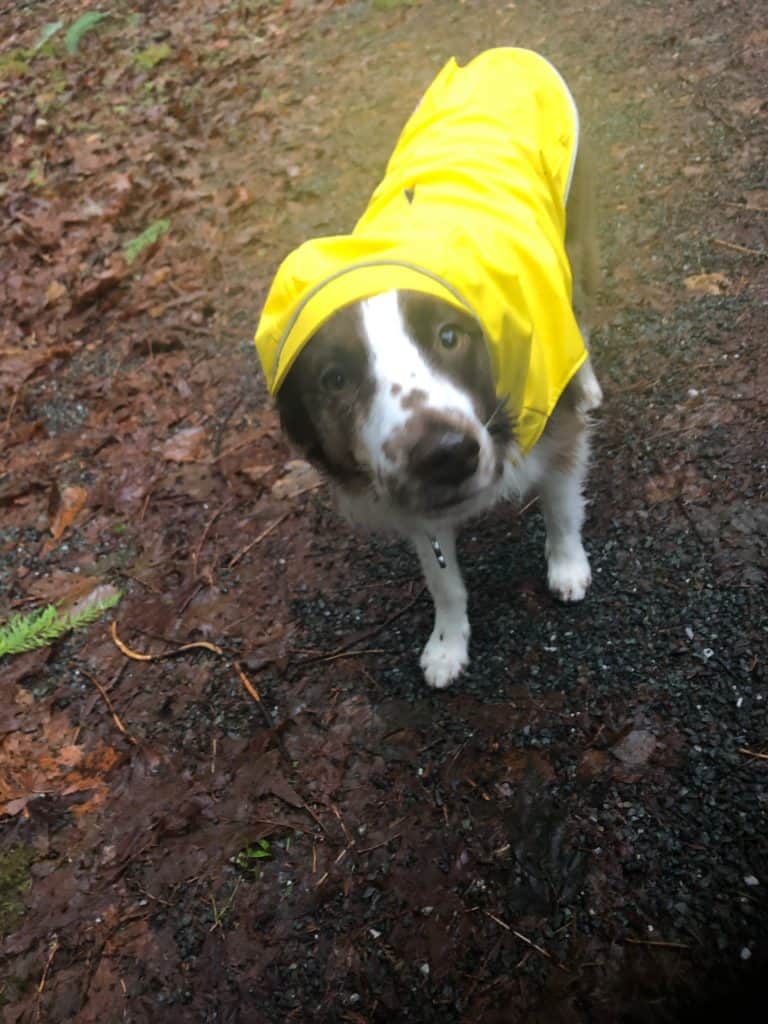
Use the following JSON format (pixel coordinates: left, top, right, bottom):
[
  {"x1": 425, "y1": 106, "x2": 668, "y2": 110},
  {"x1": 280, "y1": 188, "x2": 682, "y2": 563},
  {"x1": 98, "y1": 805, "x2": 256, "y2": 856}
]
[{"x1": 254, "y1": 47, "x2": 587, "y2": 454}]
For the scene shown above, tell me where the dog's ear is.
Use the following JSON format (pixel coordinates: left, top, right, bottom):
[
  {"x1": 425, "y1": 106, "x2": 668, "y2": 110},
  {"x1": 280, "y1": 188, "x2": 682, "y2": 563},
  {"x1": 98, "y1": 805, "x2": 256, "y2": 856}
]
[{"x1": 276, "y1": 372, "x2": 323, "y2": 463}]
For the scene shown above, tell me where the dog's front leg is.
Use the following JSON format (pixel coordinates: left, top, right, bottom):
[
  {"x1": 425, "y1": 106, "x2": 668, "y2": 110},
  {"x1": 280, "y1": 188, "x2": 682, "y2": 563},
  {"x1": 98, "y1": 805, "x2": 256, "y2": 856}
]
[
  {"x1": 411, "y1": 528, "x2": 469, "y2": 689},
  {"x1": 540, "y1": 430, "x2": 592, "y2": 602}
]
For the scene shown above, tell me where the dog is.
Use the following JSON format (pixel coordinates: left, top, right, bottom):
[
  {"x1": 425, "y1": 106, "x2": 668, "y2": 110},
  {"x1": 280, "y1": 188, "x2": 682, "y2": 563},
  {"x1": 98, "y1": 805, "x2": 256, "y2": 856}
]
[{"x1": 254, "y1": 48, "x2": 603, "y2": 688}]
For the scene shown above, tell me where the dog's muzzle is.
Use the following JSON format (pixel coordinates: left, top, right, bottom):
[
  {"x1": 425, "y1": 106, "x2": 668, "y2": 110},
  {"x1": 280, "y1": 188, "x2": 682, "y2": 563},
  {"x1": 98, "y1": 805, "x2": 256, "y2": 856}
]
[{"x1": 408, "y1": 422, "x2": 480, "y2": 488}]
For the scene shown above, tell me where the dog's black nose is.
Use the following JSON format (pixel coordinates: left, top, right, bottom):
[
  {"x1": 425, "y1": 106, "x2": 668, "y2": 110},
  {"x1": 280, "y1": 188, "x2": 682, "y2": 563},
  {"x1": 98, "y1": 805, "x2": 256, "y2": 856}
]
[{"x1": 408, "y1": 427, "x2": 480, "y2": 486}]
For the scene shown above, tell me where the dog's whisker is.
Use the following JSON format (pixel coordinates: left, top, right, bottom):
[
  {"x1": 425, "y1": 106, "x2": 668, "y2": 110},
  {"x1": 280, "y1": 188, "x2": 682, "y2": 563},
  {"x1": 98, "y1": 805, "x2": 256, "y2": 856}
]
[{"x1": 484, "y1": 395, "x2": 509, "y2": 431}]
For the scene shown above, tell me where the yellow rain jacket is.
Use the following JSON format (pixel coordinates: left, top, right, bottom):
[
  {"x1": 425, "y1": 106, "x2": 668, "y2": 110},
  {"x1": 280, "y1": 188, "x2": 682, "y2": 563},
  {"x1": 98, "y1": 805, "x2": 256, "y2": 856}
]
[{"x1": 254, "y1": 48, "x2": 587, "y2": 454}]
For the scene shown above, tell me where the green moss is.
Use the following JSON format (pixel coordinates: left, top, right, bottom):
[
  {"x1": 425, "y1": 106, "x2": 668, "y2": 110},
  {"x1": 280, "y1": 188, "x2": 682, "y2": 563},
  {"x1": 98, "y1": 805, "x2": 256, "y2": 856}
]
[
  {"x1": 135, "y1": 43, "x2": 172, "y2": 71},
  {"x1": 0, "y1": 50, "x2": 30, "y2": 81},
  {"x1": 0, "y1": 845, "x2": 34, "y2": 935}
]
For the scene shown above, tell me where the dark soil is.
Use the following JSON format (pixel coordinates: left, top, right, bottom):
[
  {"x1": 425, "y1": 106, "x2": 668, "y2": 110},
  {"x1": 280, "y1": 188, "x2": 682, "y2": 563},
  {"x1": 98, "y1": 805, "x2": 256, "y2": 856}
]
[{"x1": 1, "y1": 1, "x2": 766, "y2": 1021}]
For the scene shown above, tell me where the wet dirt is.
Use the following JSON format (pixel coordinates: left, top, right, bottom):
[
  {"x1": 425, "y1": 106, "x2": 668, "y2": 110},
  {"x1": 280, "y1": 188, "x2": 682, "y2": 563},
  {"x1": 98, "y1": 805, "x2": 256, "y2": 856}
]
[{"x1": 1, "y1": 1, "x2": 766, "y2": 1021}]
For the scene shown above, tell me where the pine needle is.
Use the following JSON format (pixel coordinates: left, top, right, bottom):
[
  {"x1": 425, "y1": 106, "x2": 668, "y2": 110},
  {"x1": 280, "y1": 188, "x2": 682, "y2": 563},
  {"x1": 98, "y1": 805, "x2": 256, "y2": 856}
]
[{"x1": 0, "y1": 588, "x2": 122, "y2": 659}]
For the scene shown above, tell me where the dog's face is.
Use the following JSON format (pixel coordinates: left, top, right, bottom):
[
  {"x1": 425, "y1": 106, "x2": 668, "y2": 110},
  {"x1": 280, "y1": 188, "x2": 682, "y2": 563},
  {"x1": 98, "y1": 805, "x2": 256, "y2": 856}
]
[{"x1": 277, "y1": 290, "x2": 512, "y2": 518}]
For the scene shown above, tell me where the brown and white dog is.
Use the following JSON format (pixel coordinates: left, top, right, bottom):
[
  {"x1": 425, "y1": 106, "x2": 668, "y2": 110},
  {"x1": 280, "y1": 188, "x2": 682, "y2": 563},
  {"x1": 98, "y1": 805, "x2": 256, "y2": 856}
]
[{"x1": 270, "y1": 60, "x2": 603, "y2": 689}]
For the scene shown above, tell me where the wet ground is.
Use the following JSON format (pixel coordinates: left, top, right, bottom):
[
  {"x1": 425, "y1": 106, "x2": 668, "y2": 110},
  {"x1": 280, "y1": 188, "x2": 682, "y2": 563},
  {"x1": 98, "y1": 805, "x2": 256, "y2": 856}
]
[{"x1": 1, "y1": 0, "x2": 766, "y2": 1021}]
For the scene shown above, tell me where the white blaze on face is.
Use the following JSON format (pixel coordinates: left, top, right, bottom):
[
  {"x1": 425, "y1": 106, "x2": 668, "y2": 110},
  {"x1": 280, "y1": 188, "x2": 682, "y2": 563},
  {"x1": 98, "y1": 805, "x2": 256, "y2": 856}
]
[{"x1": 357, "y1": 291, "x2": 495, "y2": 492}]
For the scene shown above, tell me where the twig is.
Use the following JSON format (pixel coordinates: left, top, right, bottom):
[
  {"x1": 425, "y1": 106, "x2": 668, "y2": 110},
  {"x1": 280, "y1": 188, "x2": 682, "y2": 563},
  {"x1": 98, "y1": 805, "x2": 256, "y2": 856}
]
[
  {"x1": 209, "y1": 877, "x2": 241, "y2": 933},
  {"x1": 712, "y1": 238, "x2": 766, "y2": 259},
  {"x1": 358, "y1": 833, "x2": 402, "y2": 855},
  {"x1": 35, "y1": 935, "x2": 59, "y2": 1021},
  {"x1": 725, "y1": 200, "x2": 768, "y2": 214},
  {"x1": 110, "y1": 621, "x2": 223, "y2": 661},
  {"x1": 4, "y1": 386, "x2": 21, "y2": 434},
  {"x1": 739, "y1": 747, "x2": 768, "y2": 761},
  {"x1": 161, "y1": 289, "x2": 208, "y2": 311},
  {"x1": 83, "y1": 671, "x2": 138, "y2": 745},
  {"x1": 211, "y1": 436, "x2": 256, "y2": 463},
  {"x1": 193, "y1": 498, "x2": 234, "y2": 568},
  {"x1": 289, "y1": 480, "x2": 326, "y2": 499},
  {"x1": 295, "y1": 588, "x2": 426, "y2": 666},
  {"x1": 228, "y1": 511, "x2": 291, "y2": 568},
  {"x1": 313, "y1": 647, "x2": 387, "y2": 664},
  {"x1": 233, "y1": 659, "x2": 276, "y2": 733},
  {"x1": 332, "y1": 803, "x2": 352, "y2": 844},
  {"x1": 625, "y1": 937, "x2": 690, "y2": 950},
  {"x1": 483, "y1": 911, "x2": 570, "y2": 972},
  {"x1": 610, "y1": 377, "x2": 659, "y2": 395},
  {"x1": 233, "y1": 659, "x2": 262, "y2": 702}
]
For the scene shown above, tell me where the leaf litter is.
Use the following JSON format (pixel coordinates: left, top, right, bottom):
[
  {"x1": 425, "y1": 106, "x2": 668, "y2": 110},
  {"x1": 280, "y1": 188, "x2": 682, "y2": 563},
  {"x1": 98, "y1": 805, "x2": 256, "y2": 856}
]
[{"x1": 1, "y1": 0, "x2": 767, "y2": 1021}]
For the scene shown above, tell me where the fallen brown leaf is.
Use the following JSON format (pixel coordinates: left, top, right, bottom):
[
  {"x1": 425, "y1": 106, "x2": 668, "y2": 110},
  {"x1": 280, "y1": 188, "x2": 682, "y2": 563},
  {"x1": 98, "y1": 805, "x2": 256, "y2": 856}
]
[
  {"x1": 162, "y1": 425, "x2": 209, "y2": 463},
  {"x1": 683, "y1": 272, "x2": 730, "y2": 295},
  {"x1": 45, "y1": 280, "x2": 68, "y2": 305},
  {"x1": 239, "y1": 462, "x2": 273, "y2": 484},
  {"x1": 611, "y1": 729, "x2": 657, "y2": 767},
  {"x1": 48, "y1": 484, "x2": 89, "y2": 541},
  {"x1": 271, "y1": 459, "x2": 323, "y2": 500}
]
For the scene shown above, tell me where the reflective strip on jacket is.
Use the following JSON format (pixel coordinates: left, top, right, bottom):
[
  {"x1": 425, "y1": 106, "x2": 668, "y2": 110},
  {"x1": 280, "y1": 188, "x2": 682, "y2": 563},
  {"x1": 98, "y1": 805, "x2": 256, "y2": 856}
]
[{"x1": 254, "y1": 47, "x2": 587, "y2": 454}]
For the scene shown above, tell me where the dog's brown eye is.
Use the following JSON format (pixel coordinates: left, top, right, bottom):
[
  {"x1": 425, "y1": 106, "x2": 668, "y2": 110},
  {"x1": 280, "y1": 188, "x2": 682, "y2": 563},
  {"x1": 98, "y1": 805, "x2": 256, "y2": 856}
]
[
  {"x1": 438, "y1": 324, "x2": 461, "y2": 350},
  {"x1": 321, "y1": 366, "x2": 347, "y2": 392}
]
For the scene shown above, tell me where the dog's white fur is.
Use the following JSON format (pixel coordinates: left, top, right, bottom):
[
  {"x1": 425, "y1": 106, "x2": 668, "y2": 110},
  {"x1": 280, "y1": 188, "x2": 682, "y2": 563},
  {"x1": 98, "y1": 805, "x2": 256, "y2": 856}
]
[{"x1": 335, "y1": 291, "x2": 601, "y2": 689}]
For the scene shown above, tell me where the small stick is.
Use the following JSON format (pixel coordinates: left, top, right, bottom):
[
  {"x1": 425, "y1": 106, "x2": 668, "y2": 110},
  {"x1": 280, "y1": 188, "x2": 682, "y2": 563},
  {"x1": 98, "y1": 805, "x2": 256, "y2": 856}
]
[
  {"x1": 233, "y1": 660, "x2": 277, "y2": 733},
  {"x1": 4, "y1": 386, "x2": 21, "y2": 434},
  {"x1": 161, "y1": 289, "x2": 208, "y2": 311},
  {"x1": 110, "y1": 621, "x2": 223, "y2": 661},
  {"x1": 358, "y1": 833, "x2": 402, "y2": 855},
  {"x1": 36, "y1": 934, "x2": 60, "y2": 1020},
  {"x1": 193, "y1": 498, "x2": 234, "y2": 568},
  {"x1": 210, "y1": 437, "x2": 255, "y2": 463},
  {"x1": 295, "y1": 588, "x2": 426, "y2": 666},
  {"x1": 712, "y1": 238, "x2": 766, "y2": 258},
  {"x1": 625, "y1": 937, "x2": 690, "y2": 950},
  {"x1": 725, "y1": 200, "x2": 768, "y2": 213},
  {"x1": 311, "y1": 647, "x2": 387, "y2": 664},
  {"x1": 290, "y1": 481, "x2": 326, "y2": 500},
  {"x1": 83, "y1": 671, "x2": 138, "y2": 745},
  {"x1": 739, "y1": 747, "x2": 768, "y2": 761},
  {"x1": 610, "y1": 378, "x2": 659, "y2": 395},
  {"x1": 233, "y1": 659, "x2": 262, "y2": 703},
  {"x1": 483, "y1": 911, "x2": 570, "y2": 971},
  {"x1": 332, "y1": 803, "x2": 352, "y2": 844},
  {"x1": 228, "y1": 511, "x2": 290, "y2": 568}
]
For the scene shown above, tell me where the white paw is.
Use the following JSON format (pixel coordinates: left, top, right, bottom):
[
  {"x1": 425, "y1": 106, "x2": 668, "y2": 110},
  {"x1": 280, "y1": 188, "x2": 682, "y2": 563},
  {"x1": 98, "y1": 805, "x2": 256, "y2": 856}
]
[
  {"x1": 578, "y1": 379, "x2": 603, "y2": 412},
  {"x1": 574, "y1": 360, "x2": 603, "y2": 412},
  {"x1": 547, "y1": 549, "x2": 592, "y2": 602},
  {"x1": 420, "y1": 624, "x2": 469, "y2": 689}
]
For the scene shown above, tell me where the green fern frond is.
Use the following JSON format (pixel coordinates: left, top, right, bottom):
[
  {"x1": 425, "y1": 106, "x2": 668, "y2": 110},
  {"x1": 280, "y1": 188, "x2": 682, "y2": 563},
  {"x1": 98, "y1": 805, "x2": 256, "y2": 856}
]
[{"x1": 0, "y1": 589, "x2": 122, "y2": 659}]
